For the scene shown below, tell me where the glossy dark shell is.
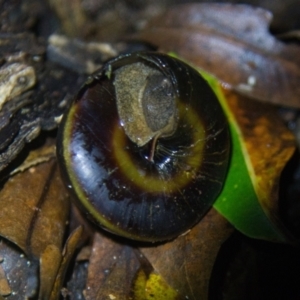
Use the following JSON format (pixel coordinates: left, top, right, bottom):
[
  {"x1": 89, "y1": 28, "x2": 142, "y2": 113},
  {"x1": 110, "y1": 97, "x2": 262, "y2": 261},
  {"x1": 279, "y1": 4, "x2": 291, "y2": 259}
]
[{"x1": 57, "y1": 52, "x2": 230, "y2": 242}]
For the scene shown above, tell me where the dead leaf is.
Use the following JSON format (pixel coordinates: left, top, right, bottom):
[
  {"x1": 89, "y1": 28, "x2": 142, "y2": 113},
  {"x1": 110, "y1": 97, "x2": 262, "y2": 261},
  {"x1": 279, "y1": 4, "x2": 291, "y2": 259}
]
[
  {"x1": 37, "y1": 227, "x2": 83, "y2": 299},
  {"x1": 49, "y1": 226, "x2": 83, "y2": 300},
  {"x1": 223, "y1": 88, "x2": 295, "y2": 218},
  {"x1": 136, "y1": 3, "x2": 300, "y2": 108},
  {"x1": 9, "y1": 141, "x2": 56, "y2": 176},
  {"x1": 39, "y1": 244, "x2": 62, "y2": 300},
  {"x1": 84, "y1": 233, "x2": 143, "y2": 300},
  {"x1": 82, "y1": 208, "x2": 233, "y2": 300},
  {"x1": 0, "y1": 158, "x2": 70, "y2": 258},
  {"x1": 0, "y1": 263, "x2": 11, "y2": 296},
  {"x1": 140, "y1": 208, "x2": 233, "y2": 300}
]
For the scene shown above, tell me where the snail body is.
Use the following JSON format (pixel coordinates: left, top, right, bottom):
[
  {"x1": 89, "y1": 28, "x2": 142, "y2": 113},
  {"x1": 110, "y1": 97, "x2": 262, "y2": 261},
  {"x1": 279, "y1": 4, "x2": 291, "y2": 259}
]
[{"x1": 57, "y1": 52, "x2": 230, "y2": 242}]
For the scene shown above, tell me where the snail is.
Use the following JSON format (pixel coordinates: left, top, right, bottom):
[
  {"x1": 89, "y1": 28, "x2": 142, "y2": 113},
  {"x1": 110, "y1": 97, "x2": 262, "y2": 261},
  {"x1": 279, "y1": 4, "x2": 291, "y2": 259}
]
[{"x1": 57, "y1": 52, "x2": 230, "y2": 242}]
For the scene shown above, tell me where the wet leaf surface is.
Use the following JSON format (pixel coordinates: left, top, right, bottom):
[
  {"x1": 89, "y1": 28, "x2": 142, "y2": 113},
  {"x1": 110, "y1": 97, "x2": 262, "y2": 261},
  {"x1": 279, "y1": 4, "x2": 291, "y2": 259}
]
[{"x1": 136, "y1": 3, "x2": 300, "y2": 108}]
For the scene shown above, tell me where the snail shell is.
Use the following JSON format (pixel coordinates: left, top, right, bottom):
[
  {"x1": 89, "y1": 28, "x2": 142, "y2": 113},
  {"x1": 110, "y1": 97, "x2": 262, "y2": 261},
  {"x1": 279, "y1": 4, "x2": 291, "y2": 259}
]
[{"x1": 57, "y1": 52, "x2": 230, "y2": 242}]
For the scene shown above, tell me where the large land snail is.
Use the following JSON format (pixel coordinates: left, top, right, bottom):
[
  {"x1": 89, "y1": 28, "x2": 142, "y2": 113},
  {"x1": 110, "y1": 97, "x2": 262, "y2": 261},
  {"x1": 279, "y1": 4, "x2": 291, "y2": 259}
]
[{"x1": 57, "y1": 52, "x2": 230, "y2": 242}]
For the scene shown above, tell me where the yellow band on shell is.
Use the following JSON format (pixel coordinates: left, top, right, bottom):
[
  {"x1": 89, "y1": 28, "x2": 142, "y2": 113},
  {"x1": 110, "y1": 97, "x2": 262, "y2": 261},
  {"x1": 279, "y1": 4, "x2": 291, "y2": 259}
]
[{"x1": 112, "y1": 102, "x2": 206, "y2": 194}]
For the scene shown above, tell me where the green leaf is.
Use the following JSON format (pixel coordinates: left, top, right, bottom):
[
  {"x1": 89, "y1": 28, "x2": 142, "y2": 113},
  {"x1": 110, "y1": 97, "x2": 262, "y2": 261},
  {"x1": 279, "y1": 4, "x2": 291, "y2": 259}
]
[
  {"x1": 168, "y1": 53, "x2": 294, "y2": 242},
  {"x1": 200, "y1": 70, "x2": 290, "y2": 242}
]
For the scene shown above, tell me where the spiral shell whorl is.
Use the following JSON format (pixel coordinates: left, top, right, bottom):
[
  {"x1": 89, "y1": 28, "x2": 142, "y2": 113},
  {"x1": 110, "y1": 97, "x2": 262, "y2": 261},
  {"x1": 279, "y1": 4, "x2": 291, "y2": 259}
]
[{"x1": 57, "y1": 52, "x2": 230, "y2": 242}]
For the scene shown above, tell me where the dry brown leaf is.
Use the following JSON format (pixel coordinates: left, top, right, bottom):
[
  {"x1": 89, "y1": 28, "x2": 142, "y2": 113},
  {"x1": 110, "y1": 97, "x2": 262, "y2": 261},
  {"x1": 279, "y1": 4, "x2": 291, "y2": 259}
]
[
  {"x1": 84, "y1": 233, "x2": 143, "y2": 300},
  {"x1": 140, "y1": 208, "x2": 233, "y2": 300},
  {"x1": 0, "y1": 158, "x2": 70, "y2": 258},
  {"x1": 0, "y1": 264, "x2": 11, "y2": 296},
  {"x1": 136, "y1": 3, "x2": 300, "y2": 108},
  {"x1": 38, "y1": 227, "x2": 83, "y2": 300},
  {"x1": 83, "y1": 209, "x2": 233, "y2": 300},
  {"x1": 49, "y1": 226, "x2": 83, "y2": 300},
  {"x1": 223, "y1": 88, "x2": 295, "y2": 217},
  {"x1": 39, "y1": 244, "x2": 62, "y2": 300},
  {"x1": 9, "y1": 141, "x2": 56, "y2": 176}
]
